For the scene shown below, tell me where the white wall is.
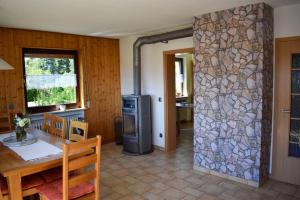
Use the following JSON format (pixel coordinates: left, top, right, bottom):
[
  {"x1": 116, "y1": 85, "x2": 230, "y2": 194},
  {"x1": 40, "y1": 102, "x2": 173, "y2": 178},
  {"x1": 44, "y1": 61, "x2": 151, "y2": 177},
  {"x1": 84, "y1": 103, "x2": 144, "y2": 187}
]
[
  {"x1": 119, "y1": 3, "x2": 300, "y2": 149},
  {"x1": 274, "y1": 3, "x2": 300, "y2": 38},
  {"x1": 269, "y1": 3, "x2": 300, "y2": 173},
  {"x1": 120, "y1": 36, "x2": 193, "y2": 148}
]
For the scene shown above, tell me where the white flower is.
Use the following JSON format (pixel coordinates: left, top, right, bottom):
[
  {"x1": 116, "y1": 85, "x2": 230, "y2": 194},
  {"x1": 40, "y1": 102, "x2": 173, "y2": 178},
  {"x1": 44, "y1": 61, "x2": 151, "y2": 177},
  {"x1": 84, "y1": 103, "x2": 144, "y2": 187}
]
[
  {"x1": 18, "y1": 119, "x2": 26, "y2": 127},
  {"x1": 16, "y1": 118, "x2": 30, "y2": 127}
]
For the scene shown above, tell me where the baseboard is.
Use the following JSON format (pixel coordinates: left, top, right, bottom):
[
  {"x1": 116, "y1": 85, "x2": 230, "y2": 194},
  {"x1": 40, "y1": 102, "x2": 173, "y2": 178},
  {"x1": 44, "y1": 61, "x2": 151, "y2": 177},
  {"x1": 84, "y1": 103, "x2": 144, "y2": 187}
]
[
  {"x1": 153, "y1": 145, "x2": 165, "y2": 151},
  {"x1": 193, "y1": 165, "x2": 259, "y2": 188}
]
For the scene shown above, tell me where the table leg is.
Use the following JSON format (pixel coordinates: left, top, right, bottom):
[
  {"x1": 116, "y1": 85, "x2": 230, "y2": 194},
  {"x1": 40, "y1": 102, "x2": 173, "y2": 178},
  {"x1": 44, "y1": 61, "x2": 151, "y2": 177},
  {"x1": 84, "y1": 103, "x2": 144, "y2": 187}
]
[{"x1": 7, "y1": 174, "x2": 22, "y2": 200}]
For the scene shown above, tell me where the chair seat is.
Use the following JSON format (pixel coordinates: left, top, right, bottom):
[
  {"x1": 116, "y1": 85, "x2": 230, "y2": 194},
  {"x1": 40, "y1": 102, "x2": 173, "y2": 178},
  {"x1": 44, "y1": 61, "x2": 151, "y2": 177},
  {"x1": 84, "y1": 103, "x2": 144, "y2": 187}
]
[
  {"x1": 39, "y1": 167, "x2": 63, "y2": 183},
  {"x1": 0, "y1": 174, "x2": 45, "y2": 195},
  {"x1": 37, "y1": 179, "x2": 94, "y2": 200}
]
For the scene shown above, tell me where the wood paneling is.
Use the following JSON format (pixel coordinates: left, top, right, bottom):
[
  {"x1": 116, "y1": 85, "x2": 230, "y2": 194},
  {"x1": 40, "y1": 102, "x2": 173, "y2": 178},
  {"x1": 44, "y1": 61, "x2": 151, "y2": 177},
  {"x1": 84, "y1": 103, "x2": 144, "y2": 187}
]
[{"x1": 0, "y1": 27, "x2": 121, "y2": 143}]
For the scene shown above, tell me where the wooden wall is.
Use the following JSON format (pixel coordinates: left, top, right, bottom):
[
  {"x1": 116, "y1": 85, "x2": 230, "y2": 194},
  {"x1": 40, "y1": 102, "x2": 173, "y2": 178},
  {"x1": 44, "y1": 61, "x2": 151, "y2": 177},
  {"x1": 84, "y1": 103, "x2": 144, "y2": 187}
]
[{"x1": 0, "y1": 27, "x2": 121, "y2": 143}]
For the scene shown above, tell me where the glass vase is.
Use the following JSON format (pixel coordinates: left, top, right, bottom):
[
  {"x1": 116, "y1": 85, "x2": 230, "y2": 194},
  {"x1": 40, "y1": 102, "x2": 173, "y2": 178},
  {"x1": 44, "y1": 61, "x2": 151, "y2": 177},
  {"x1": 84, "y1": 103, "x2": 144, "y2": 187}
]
[{"x1": 16, "y1": 126, "x2": 27, "y2": 142}]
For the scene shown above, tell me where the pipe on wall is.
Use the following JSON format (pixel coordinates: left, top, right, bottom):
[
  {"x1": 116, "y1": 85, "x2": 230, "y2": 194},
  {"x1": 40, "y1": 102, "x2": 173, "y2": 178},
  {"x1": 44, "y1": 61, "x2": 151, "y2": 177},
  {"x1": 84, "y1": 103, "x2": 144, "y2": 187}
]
[{"x1": 133, "y1": 27, "x2": 193, "y2": 95}]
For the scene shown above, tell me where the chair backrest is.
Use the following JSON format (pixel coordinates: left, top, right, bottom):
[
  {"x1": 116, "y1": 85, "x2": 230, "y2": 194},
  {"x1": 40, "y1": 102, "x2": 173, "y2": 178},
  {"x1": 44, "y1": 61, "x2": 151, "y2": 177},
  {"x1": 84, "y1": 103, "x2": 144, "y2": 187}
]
[
  {"x1": 63, "y1": 135, "x2": 101, "y2": 200},
  {"x1": 43, "y1": 114, "x2": 67, "y2": 139},
  {"x1": 69, "y1": 120, "x2": 88, "y2": 142},
  {"x1": 42, "y1": 113, "x2": 52, "y2": 133}
]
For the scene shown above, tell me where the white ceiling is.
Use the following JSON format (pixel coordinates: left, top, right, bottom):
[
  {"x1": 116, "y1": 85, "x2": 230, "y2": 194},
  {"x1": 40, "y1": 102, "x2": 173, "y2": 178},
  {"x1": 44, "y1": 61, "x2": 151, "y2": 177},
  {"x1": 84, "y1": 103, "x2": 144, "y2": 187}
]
[{"x1": 0, "y1": 0, "x2": 299, "y2": 38}]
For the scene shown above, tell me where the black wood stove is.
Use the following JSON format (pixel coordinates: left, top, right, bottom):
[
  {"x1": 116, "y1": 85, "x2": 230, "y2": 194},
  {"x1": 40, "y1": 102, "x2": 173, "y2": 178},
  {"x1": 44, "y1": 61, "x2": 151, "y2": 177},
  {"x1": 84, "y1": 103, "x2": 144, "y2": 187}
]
[{"x1": 122, "y1": 95, "x2": 152, "y2": 155}]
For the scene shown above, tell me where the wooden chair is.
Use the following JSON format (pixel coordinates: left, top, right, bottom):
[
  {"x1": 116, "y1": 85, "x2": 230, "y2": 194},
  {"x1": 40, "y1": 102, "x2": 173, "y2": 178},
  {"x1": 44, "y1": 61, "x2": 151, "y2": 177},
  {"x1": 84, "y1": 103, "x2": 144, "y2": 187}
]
[
  {"x1": 38, "y1": 135, "x2": 101, "y2": 200},
  {"x1": 69, "y1": 120, "x2": 88, "y2": 142},
  {"x1": 0, "y1": 174, "x2": 46, "y2": 200},
  {"x1": 43, "y1": 114, "x2": 67, "y2": 139},
  {"x1": 42, "y1": 113, "x2": 53, "y2": 133}
]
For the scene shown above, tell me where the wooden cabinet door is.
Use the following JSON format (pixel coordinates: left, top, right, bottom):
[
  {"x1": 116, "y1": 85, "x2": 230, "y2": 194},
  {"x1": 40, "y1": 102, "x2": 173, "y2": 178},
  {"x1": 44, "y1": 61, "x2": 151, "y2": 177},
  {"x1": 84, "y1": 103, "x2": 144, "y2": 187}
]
[{"x1": 272, "y1": 37, "x2": 300, "y2": 185}]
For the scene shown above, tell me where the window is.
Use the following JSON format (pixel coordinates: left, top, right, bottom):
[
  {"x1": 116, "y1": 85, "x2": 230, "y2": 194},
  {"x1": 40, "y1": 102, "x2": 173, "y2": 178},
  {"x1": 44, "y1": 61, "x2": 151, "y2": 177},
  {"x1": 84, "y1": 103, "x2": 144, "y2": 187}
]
[
  {"x1": 175, "y1": 58, "x2": 184, "y2": 97},
  {"x1": 22, "y1": 48, "x2": 80, "y2": 113}
]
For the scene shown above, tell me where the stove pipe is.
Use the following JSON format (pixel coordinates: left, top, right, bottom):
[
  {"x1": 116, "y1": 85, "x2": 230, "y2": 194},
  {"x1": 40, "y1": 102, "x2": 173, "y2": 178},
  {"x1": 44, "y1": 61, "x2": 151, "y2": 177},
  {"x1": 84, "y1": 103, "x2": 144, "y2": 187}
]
[{"x1": 133, "y1": 27, "x2": 193, "y2": 95}]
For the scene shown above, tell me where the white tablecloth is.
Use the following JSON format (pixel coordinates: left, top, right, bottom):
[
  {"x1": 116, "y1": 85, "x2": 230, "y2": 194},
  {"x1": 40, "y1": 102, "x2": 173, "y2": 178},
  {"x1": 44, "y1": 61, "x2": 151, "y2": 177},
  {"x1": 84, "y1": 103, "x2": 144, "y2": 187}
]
[{"x1": 0, "y1": 132, "x2": 62, "y2": 161}]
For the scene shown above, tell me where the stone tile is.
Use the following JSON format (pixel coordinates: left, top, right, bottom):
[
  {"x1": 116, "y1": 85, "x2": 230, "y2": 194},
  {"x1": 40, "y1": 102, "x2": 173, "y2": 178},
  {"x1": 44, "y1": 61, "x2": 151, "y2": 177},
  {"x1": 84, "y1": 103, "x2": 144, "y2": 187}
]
[
  {"x1": 233, "y1": 188, "x2": 265, "y2": 200},
  {"x1": 118, "y1": 193, "x2": 145, "y2": 200},
  {"x1": 102, "y1": 192, "x2": 123, "y2": 200},
  {"x1": 111, "y1": 185, "x2": 132, "y2": 195},
  {"x1": 100, "y1": 125, "x2": 300, "y2": 200},
  {"x1": 101, "y1": 176, "x2": 124, "y2": 187},
  {"x1": 218, "y1": 193, "x2": 240, "y2": 200},
  {"x1": 182, "y1": 195, "x2": 198, "y2": 200},
  {"x1": 182, "y1": 186, "x2": 204, "y2": 197},
  {"x1": 128, "y1": 182, "x2": 152, "y2": 195},
  {"x1": 271, "y1": 181, "x2": 297, "y2": 196},
  {"x1": 174, "y1": 170, "x2": 191, "y2": 179},
  {"x1": 200, "y1": 183, "x2": 224, "y2": 195},
  {"x1": 160, "y1": 187, "x2": 187, "y2": 200},
  {"x1": 276, "y1": 193, "x2": 300, "y2": 200},
  {"x1": 142, "y1": 192, "x2": 162, "y2": 200},
  {"x1": 122, "y1": 175, "x2": 139, "y2": 184},
  {"x1": 185, "y1": 176, "x2": 206, "y2": 185},
  {"x1": 218, "y1": 180, "x2": 239, "y2": 191},
  {"x1": 166, "y1": 178, "x2": 189, "y2": 190},
  {"x1": 150, "y1": 181, "x2": 169, "y2": 190},
  {"x1": 198, "y1": 194, "x2": 218, "y2": 200},
  {"x1": 139, "y1": 174, "x2": 159, "y2": 183}
]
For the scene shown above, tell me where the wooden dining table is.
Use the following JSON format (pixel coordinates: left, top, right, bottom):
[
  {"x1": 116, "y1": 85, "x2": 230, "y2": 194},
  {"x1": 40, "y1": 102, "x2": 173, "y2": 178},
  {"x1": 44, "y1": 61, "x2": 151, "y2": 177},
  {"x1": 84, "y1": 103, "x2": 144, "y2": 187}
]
[{"x1": 0, "y1": 128, "x2": 66, "y2": 200}]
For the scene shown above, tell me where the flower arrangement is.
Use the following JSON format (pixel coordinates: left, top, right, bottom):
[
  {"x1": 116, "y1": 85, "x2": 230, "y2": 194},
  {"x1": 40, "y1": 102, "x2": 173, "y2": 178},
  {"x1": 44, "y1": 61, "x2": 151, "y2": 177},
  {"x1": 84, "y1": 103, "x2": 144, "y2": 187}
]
[{"x1": 13, "y1": 113, "x2": 31, "y2": 141}]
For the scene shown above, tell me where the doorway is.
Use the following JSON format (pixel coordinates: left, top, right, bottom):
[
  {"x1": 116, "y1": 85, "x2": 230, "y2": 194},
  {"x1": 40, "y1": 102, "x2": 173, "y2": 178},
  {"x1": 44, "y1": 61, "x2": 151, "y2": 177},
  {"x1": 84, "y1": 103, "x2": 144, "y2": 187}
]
[
  {"x1": 272, "y1": 37, "x2": 300, "y2": 185},
  {"x1": 163, "y1": 48, "x2": 193, "y2": 152}
]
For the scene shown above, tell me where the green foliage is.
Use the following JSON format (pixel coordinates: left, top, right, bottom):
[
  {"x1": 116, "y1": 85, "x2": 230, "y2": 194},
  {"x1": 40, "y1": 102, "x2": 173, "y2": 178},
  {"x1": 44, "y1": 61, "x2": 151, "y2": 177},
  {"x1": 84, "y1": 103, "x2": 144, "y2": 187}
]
[
  {"x1": 25, "y1": 57, "x2": 75, "y2": 75},
  {"x1": 25, "y1": 56, "x2": 76, "y2": 107},
  {"x1": 27, "y1": 87, "x2": 76, "y2": 107}
]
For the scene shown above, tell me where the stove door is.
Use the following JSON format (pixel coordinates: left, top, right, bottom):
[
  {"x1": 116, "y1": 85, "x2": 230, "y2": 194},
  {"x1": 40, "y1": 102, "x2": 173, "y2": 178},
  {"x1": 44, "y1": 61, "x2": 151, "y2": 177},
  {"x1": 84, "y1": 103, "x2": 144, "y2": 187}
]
[{"x1": 123, "y1": 112, "x2": 138, "y2": 137}]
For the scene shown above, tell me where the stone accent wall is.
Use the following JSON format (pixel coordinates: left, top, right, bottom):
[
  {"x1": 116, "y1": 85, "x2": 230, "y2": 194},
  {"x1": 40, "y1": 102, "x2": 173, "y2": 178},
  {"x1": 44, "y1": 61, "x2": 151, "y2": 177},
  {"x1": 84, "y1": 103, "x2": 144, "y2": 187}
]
[{"x1": 193, "y1": 3, "x2": 273, "y2": 184}]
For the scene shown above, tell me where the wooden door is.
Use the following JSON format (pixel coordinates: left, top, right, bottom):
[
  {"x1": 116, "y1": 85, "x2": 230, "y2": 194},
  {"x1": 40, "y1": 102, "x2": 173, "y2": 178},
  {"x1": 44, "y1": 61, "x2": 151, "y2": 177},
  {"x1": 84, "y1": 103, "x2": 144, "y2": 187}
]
[
  {"x1": 272, "y1": 37, "x2": 300, "y2": 185},
  {"x1": 164, "y1": 53, "x2": 176, "y2": 152},
  {"x1": 164, "y1": 48, "x2": 193, "y2": 152}
]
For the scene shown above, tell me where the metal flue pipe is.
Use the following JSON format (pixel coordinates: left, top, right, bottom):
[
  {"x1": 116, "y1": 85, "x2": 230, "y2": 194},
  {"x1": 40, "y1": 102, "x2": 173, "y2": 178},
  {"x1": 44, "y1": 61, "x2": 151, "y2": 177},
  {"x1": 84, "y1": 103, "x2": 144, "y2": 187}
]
[{"x1": 133, "y1": 27, "x2": 193, "y2": 95}]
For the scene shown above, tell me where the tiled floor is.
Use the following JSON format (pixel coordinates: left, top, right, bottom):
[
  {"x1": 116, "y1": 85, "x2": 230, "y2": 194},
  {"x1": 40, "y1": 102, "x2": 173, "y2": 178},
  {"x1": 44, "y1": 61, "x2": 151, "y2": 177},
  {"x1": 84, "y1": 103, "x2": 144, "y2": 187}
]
[{"x1": 101, "y1": 125, "x2": 300, "y2": 200}]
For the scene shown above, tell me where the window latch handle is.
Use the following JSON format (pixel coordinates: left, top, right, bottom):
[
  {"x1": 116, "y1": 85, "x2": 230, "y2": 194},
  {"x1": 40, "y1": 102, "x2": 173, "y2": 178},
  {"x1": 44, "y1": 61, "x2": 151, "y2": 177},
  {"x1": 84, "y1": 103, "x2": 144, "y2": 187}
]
[{"x1": 280, "y1": 108, "x2": 291, "y2": 113}]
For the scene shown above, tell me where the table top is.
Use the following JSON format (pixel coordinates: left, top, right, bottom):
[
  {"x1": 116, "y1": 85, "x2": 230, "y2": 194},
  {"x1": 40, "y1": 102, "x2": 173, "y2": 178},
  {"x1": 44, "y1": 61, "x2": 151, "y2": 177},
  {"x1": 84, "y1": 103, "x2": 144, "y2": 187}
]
[{"x1": 0, "y1": 128, "x2": 66, "y2": 177}]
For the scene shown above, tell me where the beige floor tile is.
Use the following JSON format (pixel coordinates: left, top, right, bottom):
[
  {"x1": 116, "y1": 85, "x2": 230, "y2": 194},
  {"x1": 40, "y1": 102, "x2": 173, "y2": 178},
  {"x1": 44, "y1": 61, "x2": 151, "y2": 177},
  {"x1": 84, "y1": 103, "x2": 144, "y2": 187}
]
[
  {"x1": 128, "y1": 182, "x2": 152, "y2": 195},
  {"x1": 166, "y1": 178, "x2": 189, "y2": 190},
  {"x1": 200, "y1": 183, "x2": 224, "y2": 195},
  {"x1": 182, "y1": 186, "x2": 204, "y2": 197},
  {"x1": 181, "y1": 194, "x2": 198, "y2": 200},
  {"x1": 139, "y1": 174, "x2": 159, "y2": 183},
  {"x1": 112, "y1": 185, "x2": 132, "y2": 195},
  {"x1": 271, "y1": 181, "x2": 297, "y2": 196},
  {"x1": 198, "y1": 194, "x2": 218, "y2": 200},
  {"x1": 100, "y1": 123, "x2": 300, "y2": 200},
  {"x1": 160, "y1": 187, "x2": 187, "y2": 199},
  {"x1": 142, "y1": 192, "x2": 163, "y2": 200}
]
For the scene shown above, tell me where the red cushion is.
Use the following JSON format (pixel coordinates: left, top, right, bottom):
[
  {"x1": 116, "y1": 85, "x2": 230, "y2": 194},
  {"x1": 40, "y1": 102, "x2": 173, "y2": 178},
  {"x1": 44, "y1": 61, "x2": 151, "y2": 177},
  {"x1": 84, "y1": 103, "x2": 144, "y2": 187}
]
[
  {"x1": 0, "y1": 174, "x2": 45, "y2": 195},
  {"x1": 22, "y1": 174, "x2": 45, "y2": 190},
  {"x1": 37, "y1": 179, "x2": 94, "y2": 200},
  {"x1": 39, "y1": 167, "x2": 62, "y2": 183}
]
